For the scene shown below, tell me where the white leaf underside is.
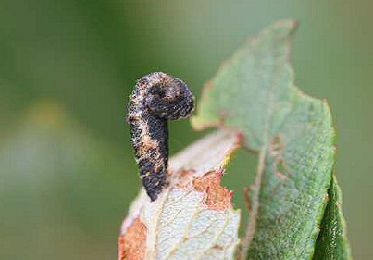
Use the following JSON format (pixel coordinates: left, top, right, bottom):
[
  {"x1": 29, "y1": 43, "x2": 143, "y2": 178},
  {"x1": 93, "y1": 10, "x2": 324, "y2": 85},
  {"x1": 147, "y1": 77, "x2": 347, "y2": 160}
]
[{"x1": 120, "y1": 129, "x2": 241, "y2": 260}]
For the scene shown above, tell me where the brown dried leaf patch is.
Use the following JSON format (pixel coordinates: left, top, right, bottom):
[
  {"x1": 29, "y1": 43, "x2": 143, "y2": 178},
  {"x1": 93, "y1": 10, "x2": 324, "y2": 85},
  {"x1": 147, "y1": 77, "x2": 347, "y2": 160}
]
[
  {"x1": 118, "y1": 217, "x2": 146, "y2": 260},
  {"x1": 193, "y1": 169, "x2": 233, "y2": 211}
]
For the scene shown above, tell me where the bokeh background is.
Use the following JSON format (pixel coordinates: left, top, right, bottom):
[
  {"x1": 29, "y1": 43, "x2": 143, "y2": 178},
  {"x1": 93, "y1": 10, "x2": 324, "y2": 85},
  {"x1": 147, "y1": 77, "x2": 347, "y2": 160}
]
[{"x1": 1, "y1": 1, "x2": 372, "y2": 259}]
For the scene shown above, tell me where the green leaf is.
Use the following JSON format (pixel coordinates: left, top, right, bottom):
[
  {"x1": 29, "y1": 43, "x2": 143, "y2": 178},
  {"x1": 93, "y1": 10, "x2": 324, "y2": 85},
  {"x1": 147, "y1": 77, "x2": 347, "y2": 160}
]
[
  {"x1": 192, "y1": 20, "x2": 351, "y2": 259},
  {"x1": 313, "y1": 175, "x2": 352, "y2": 260}
]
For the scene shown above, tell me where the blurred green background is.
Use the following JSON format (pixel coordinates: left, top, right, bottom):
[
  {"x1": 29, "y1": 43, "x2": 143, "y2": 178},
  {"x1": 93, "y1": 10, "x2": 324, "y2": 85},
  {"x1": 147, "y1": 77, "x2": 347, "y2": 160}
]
[{"x1": 1, "y1": 0, "x2": 372, "y2": 259}]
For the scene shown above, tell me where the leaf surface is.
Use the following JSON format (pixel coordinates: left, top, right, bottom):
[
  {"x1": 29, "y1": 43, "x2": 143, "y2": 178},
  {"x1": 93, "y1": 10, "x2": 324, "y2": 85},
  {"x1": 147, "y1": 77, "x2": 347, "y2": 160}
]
[
  {"x1": 313, "y1": 175, "x2": 352, "y2": 260},
  {"x1": 120, "y1": 130, "x2": 241, "y2": 260},
  {"x1": 192, "y1": 20, "x2": 350, "y2": 259}
]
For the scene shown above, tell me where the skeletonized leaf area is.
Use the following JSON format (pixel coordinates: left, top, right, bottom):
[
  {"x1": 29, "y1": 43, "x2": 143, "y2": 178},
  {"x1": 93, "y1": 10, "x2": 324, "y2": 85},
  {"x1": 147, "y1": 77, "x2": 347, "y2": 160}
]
[{"x1": 119, "y1": 130, "x2": 241, "y2": 260}]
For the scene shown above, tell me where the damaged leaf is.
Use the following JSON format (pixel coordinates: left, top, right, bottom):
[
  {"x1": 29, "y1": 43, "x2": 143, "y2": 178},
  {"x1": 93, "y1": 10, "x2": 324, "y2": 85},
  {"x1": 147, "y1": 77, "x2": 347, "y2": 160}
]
[
  {"x1": 119, "y1": 130, "x2": 241, "y2": 260},
  {"x1": 192, "y1": 20, "x2": 351, "y2": 259}
]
